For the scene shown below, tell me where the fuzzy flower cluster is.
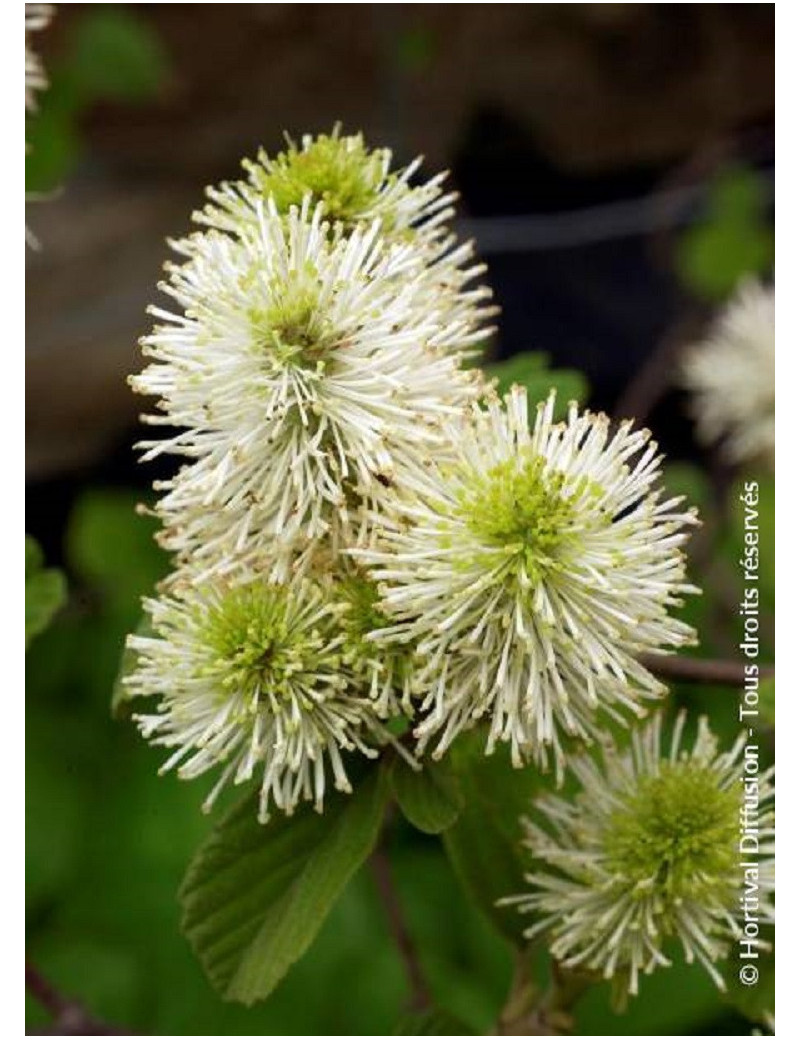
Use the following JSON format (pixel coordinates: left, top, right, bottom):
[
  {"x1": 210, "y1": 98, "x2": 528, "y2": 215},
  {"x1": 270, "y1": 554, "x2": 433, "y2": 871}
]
[
  {"x1": 507, "y1": 712, "x2": 775, "y2": 1000},
  {"x1": 126, "y1": 129, "x2": 700, "y2": 821},
  {"x1": 682, "y1": 280, "x2": 775, "y2": 467}
]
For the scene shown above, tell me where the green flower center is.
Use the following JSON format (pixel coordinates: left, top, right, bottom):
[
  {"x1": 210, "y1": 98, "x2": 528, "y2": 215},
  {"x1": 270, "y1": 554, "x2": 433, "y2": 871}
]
[
  {"x1": 457, "y1": 453, "x2": 596, "y2": 580},
  {"x1": 249, "y1": 276, "x2": 333, "y2": 369},
  {"x1": 250, "y1": 133, "x2": 394, "y2": 230},
  {"x1": 197, "y1": 584, "x2": 335, "y2": 706},
  {"x1": 604, "y1": 763, "x2": 740, "y2": 900}
]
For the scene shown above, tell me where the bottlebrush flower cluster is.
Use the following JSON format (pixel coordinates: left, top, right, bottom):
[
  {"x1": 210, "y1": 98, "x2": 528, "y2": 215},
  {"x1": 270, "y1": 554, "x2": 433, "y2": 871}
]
[
  {"x1": 126, "y1": 129, "x2": 701, "y2": 823},
  {"x1": 507, "y1": 712, "x2": 774, "y2": 998}
]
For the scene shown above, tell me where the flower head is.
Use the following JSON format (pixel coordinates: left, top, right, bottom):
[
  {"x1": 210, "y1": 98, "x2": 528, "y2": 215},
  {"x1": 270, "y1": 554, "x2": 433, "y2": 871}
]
[
  {"x1": 355, "y1": 387, "x2": 699, "y2": 770},
  {"x1": 682, "y1": 280, "x2": 775, "y2": 466},
  {"x1": 25, "y1": 4, "x2": 53, "y2": 113},
  {"x1": 194, "y1": 129, "x2": 495, "y2": 331},
  {"x1": 335, "y1": 567, "x2": 420, "y2": 718},
  {"x1": 507, "y1": 713, "x2": 775, "y2": 998},
  {"x1": 132, "y1": 199, "x2": 487, "y2": 579},
  {"x1": 198, "y1": 128, "x2": 454, "y2": 243},
  {"x1": 125, "y1": 573, "x2": 390, "y2": 820}
]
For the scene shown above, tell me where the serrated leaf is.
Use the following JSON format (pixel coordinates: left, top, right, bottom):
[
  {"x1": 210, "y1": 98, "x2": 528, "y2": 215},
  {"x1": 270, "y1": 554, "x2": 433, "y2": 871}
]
[
  {"x1": 25, "y1": 536, "x2": 67, "y2": 648},
  {"x1": 486, "y1": 352, "x2": 588, "y2": 418},
  {"x1": 394, "y1": 1008, "x2": 476, "y2": 1034},
  {"x1": 180, "y1": 762, "x2": 389, "y2": 1004},
  {"x1": 389, "y1": 756, "x2": 464, "y2": 835},
  {"x1": 442, "y1": 731, "x2": 555, "y2": 945}
]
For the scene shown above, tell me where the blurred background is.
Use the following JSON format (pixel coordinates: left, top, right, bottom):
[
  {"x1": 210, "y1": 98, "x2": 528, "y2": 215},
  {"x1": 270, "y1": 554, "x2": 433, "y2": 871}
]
[{"x1": 26, "y1": 4, "x2": 774, "y2": 1035}]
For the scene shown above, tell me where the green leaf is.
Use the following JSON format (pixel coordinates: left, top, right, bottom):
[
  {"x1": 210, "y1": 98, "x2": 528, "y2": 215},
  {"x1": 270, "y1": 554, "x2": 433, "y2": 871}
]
[
  {"x1": 486, "y1": 352, "x2": 588, "y2": 418},
  {"x1": 67, "y1": 489, "x2": 168, "y2": 612},
  {"x1": 25, "y1": 536, "x2": 67, "y2": 648},
  {"x1": 66, "y1": 6, "x2": 170, "y2": 103},
  {"x1": 676, "y1": 165, "x2": 773, "y2": 301},
  {"x1": 394, "y1": 1008, "x2": 476, "y2": 1034},
  {"x1": 180, "y1": 762, "x2": 389, "y2": 1004},
  {"x1": 389, "y1": 756, "x2": 464, "y2": 835},
  {"x1": 110, "y1": 614, "x2": 154, "y2": 719},
  {"x1": 720, "y1": 929, "x2": 774, "y2": 1029},
  {"x1": 442, "y1": 731, "x2": 555, "y2": 945}
]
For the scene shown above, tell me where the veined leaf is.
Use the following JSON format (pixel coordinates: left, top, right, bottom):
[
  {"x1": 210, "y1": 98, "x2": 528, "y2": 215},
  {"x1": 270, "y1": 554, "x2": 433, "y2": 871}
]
[
  {"x1": 180, "y1": 762, "x2": 388, "y2": 1004},
  {"x1": 389, "y1": 755, "x2": 464, "y2": 835}
]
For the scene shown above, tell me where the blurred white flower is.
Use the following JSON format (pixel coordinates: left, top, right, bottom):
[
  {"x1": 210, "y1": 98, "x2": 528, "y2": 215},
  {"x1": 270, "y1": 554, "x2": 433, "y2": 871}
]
[
  {"x1": 25, "y1": 4, "x2": 53, "y2": 113},
  {"x1": 355, "y1": 387, "x2": 699, "y2": 770},
  {"x1": 126, "y1": 574, "x2": 390, "y2": 821},
  {"x1": 507, "y1": 713, "x2": 774, "y2": 999},
  {"x1": 682, "y1": 280, "x2": 775, "y2": 466},
  {"x1": 132, "y1": 199, "x2": 487, "y2": 580}
]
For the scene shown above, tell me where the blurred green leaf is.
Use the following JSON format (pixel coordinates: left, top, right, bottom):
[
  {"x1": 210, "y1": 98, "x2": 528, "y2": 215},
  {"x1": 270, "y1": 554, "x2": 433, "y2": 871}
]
[
  {"x1": 661, "y1": 461, "x2": 712, "y2": 518},
  {"x1": 394, "y1": 1008, "x2": 475, "y2": 1034},
  {"x1": 26, "y1": 6, "x2": 169, "y2": 193},
  {"x1": 389, "y1": 756, "x2": 464, "y2": 835},
  {"x1": 26, "y1": 733, "x2": 85, "y2": 908},
  {"x1": 443, "y1": 731, "x2": 554, "y2": 945},
  {"x1": 180, "y1": 762, "x2": 389, "y2": 1004},
  {"x1": 28, "y1": 935, "x2": 144, "y2": 1027},
  {"x1": 720, "y1": 930, "x2": 774, "y2": 1029},
  {"x1": 67, "y1": 6, "x2": 169, "y2": 102},
  {"x1": 67, "y1": 488, "x2": 167, "y2": 613},
  {"x1": 25, "y1": 535, "x2": 67, "y2": 648},
  {"x1": 111, "y1": 614, "x2": 154, "y2": 719},
  {"x1": 486, "y1": 353, "x2": 588, "y2": 418},
  {"x1": 676, "y1": 166, "x2": 773, "y2": 302}
]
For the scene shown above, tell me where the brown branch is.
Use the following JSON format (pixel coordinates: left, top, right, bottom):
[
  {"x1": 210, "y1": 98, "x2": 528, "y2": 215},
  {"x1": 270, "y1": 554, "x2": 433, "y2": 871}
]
[
  {"x1": 26, "y1": 962, "x2": 135, "y2": 1036},
  {"x1": 493, "y1": 955, "x2": 591, "y2": 1036},
  {"x1": 640, "y1": 653, "x2": 774, "y2": 687},
  {"x1": 369, "y1": 840, "x2": 431, "y2": 1013}
]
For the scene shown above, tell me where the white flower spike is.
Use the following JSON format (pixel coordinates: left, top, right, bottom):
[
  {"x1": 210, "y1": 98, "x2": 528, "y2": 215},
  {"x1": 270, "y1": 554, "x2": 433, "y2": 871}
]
[
  {"x1": 25, "y1": 4, "x2": 53, "y2": 114},
  {"x1": 125, "y1": 574, "x2": 390, "y2": 821},
  {"x1": 355, "y1": 387, "x2": 699, "y2": 770},
  {"x1": 682, "y1": 280, "x2": 775, "y2": 467},
  {"x1": 507, "y1": 713, "x2": 775, "y2": 1000},
  {"x1": 132, "y1": 199, "x2": 487, "y2": 580}
]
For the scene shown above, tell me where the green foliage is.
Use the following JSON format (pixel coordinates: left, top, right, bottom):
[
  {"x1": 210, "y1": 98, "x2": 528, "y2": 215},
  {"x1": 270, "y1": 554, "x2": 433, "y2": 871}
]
[
  {"x1": 25, "y1": 535, "x2": 66, "y2": 648},
  {"x1": 442, "y1": 731, "x2": 555, "y2": 945},
  {"x1": 180, "y1": 761, "x2": 389, "y2": 1005},
  {"x1": 676, "y1": 165, "x2": 774, "y2": 302},
  {"x1": 67, "y1": 6, "x2": 170, "y2": 101},
  {"x1": 26, "y1": 5, "x2": 169, "y2": 193},
  {"x1": 720, "y1": 929, "x2": 774, "y2": 1029},
  {"x1": 111, "y1": 615, "x2": 153, "y2": 719},
  {"x1": 485, "y1": 352, "x2": 588, "y2": 417},
  {"x1": 389, "y1": 756, "x2": 464, "y2": 835},
  {"x1": 573, "y1": 940, "x2": 733, "y2": 1035},
  {"x1": 67, "y1": 488, "x2": 168, "y2": 613},
  {"x1": 661, "y1": 461, "x2": 712, "y2": 518},
  {"x1": 394, "y1": 1008, "x2": 475, "y2": 1034}
]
